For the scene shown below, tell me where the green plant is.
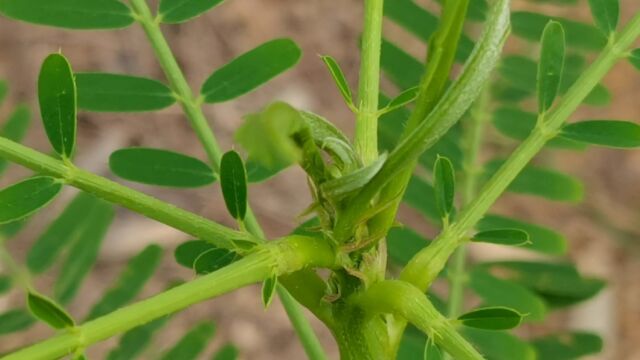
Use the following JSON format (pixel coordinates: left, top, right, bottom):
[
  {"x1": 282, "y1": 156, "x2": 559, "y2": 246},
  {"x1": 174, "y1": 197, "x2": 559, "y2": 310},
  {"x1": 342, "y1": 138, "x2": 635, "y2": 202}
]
[{"x1": 0, "y1": 0, "x2": 639, "y2": 359}]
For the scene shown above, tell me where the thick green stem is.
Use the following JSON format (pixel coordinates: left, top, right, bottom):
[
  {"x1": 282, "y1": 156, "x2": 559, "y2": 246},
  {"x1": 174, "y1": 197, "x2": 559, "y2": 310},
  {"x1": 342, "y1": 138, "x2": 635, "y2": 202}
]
[
  {"x1": 0, "y1": 137, "x2": 250, "y2": 250},
  {"x1": 1, "y1": 236, "x2": 336, "y2": 360},
  {"x1": 354, "y1": 0, "x2": 384, "y2": 165},
  {"x1": 354, "y1": 281, "x2": 483, "y2": 360},
  {"x1": 129, "y1": 1, "x2": 326, "y2": 357}
]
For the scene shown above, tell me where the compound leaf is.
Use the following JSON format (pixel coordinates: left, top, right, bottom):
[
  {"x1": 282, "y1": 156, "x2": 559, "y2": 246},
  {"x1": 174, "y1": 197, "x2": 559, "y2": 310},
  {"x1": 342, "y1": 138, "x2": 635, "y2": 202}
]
[
  {"x1": 86, "y1": 244, "x2": 163, "y2": 320},
  {"x1": 38, "y1": 53, "x2": 76, "y2": 158},
  {"x1": 433, "y1": 156, "x2": 455, "y2": 219},
  {"x1": 220, "y1": 150, "x2": 247, "y2": 221},
  {"x1": 537, "y1": 21, "x2": 565, "y2": 114},
  {"x1": 160, "y1": 322, "x2": 216, "y2": 360},
  {"x1": 201, "y1": 39, "x2": 301, "y2": 103},
  {"x1": 587, "y1": 0, "x2": 619, "y2": 35},
  {"x1": 321, "y1": 55, "x2": 354, "y2": 108},
  {"x1": 27, "y1": 291, "x2": 74, "y2": 329},
  {"x1": 159, "y1": 0, "x2": 224, "y2": 24},
  {"x1": 559, "y1": 120, "x2": 640, "y2": 148},
  {"x1": 458, "y1": 306, "x2": 523, "y2": 330},
  {"x1": 0, "y1": 0, "x2": 134, "y2": 29},
  {"x1": 110, "y1": 148, "x2": 216, "y2": 188},
  {"x1": 76, "y1": 73, "x2": 176, "y2": 112},
  {"x1": 0, "y1": 177, "x2": 62, "y2": 224}
]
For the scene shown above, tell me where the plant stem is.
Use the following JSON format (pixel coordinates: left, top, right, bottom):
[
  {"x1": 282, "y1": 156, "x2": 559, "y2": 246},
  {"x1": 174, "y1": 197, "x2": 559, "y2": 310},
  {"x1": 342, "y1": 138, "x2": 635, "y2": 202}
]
[
  {"x1": 128, "y1": 1, "x2": 326, "y2": 357},
  {"x1": 354, "y1": 281, "x2": 484, "y2": 360},
  {"x1": 0, "y1": 137, "x2": 251, "y2": 250},
  {"x1": 1, "y1": 236, "x2": 336, "y2": 360},
  {"x1": 354, "y1": 0, "x2": 384, "y2": 165},
  {"x1": 401, "y1": 2, "x2": 640, "y2": 305}
]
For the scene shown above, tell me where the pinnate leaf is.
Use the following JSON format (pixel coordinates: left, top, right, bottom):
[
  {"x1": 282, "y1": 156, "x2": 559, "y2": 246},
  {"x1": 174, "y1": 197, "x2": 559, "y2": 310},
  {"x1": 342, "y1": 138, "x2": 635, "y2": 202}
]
[
  {"x1": 433, "y1": 156, "x2": 455, "y2": 219},
  {"x1": 220, "y1": 150, "x2": 247, "y2": 221},
  {"x1": 559, "y1": 120, "x2": 640, "y2": 148},
  {"x1": 537, "y1": 21, "x2": 565, "y2": 114},
  {"x1": 321, "y1": 55, "x2": 354, "y2": 108},
  {"x1": 0, "y1": 176, "x2": 62, "y2": 224},
  {"x1": 458, "y1": 306, "x2": 523, "y2": 330},
  {"x1": 110, "y1": 148, "x2": 216, "y2": 188},
  {"x1": 472, "y1": 229, "x2": 530, "y2": 247},
  {"x1": 76, "y1": 73, "x2": 176, "y2": 112},
  {"x1": 38, "y1": 53, "x2": 76, "y2": 158},
  {"x1": 160, "y1": 322, "x2": 216, "y2": 360},
  {"x1": 27, "y1": 292, "x2": 74, "y2": 329},
  {"x1": 159, "y1": 0, "x2": 224, "y2": 24},
  {"x1": 201, "y1": 39, "x2": 301, "y2": 103},
  {"x1": 587, "y1": 0, "x2": 619, "y2": 35},
  {"x1": 0, "y1": 0, "x2": 134, "y2": 29}
]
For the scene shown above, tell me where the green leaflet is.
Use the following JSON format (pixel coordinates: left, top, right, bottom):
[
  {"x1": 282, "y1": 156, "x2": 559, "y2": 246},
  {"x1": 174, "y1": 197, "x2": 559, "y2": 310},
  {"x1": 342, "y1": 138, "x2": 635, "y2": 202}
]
[
  {"x1": 159, "y1": 0, "x2": 224, "y2": 24},
  {"x1": 27, "y1": 192, "x2": 104, "y2": 273},
  {"x1": 0, "y1": 218, "x2": 29, "y2": 240},
  {"x1": 175, "y1": 240, "x2": 214, "y2": 268},
  {"x1": 458, "y1": 306, "x2": 523, "y2": 330},
  {"x1": 587, "y1": 0, "x2": 619, "y2": 35},
  {"x1": 236, "y1": 102, "x2": 303, "y2": 170},
  {"x1": 478, "y1": 261, "x2": 605, "y2": 308},
  {"x1": 0, "y1": 0, "x2": 134, "y2": 29},
  {"x1": 463, "y1": 328, "x2": 536, "y2": 360},
  {"x1": 212, "y1": 344, "x2": 239, "y2": 360},
  {"x1": 106, "y1": 315, "x2": 171, "y2": 360},
  {"x1": 433, "y1": 156, "x2": 455, "y2": 219},
  {"x1": 537, "y1": 21, "x2": 566, "y2": 114},
  {"x1": 245, "y1": 160, "x2": 287, "y2": 183},
  {"x1": 630, "y1": 49, "x2": 640, "y2": 70},
  {"x1": 220, "y1": 150, "x2": 248, "y2": 221},
  {"x1": 194, "y1": 247, "x2": 239, "y2": 275},
  {"x1": 0, "y1": 309, "x2": 35, "y2": 335},
  {"x1": 321, "y1": 55, "x2": 354, "y2": 109},
  {"x1": 38, "y1": 53, "x2": 76, "y2": 158},
  {"x1": 86, "y1": 244, "x2": 163, "y2": 320},
  {"x1": 261, "y1": 274, "x2": 278, "y2": 308},
  {"x1": 54, "y1": 201, "x2": 114, "y2": 304},
  {"x1": 469, "y1": 269, "x2": 547, "y2": 321},
  {"x1": 160, "y1": 322, "x2": 216, "y2": 360},
  {"x1": 0, "y1": 105, "x2": 31, "y2": 175},
  {"x1": 27, "y1": 292, "x2": 74, "y2": 330},
  {"x1": 472, "y1": 229, "x2": 530, "y2": 247},
  {"x1": 76, "y1": 73, "x2": 176, "y2": 112},
  {"x1": 0, "y1": 176, "x2": 62, "y2": 224},
  {"x1": 559, "y1": 120, "x2": 640, "y2": 148},
  {"x1": 0, "y1": 80, "x2": 7, "y2": 105},
  {"x1": 201, "y1": 39, "x2": 301, "y2": 103},
  {"x1": 532, "y1": 332, "x2": 603, "y2": 359},
  {"x1": 381, "y1": 87, "x2": 419, "y2": 114},
  {"x1": 109, "y1": 148, "x2": 216, "y2": 188},
  {"x1": 387, "y1": 227, "x2": 430, "y2": 266},
  {"x1": 0, "y1": 275, "x2": 10, "y2": 294},
  {"x1": 320, "y1": 153, "x2": 387, "y2": 199},
  {"x1": 511, "y1": 11, "x2": 606, "y2": 51},
  {"x1": 476, "y1": 214, "x2": 567, "y2": 255},
  {"x1": 484, "y1": 160, "x2": 584, "y2": 202}
]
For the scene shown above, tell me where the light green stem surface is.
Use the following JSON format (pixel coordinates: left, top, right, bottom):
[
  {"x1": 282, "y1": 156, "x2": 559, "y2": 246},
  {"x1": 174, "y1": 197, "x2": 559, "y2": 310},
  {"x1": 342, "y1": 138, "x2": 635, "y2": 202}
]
[
  {"x1": 0, "y1": 236, "x2": 335, "y2": 360},
  {"x1": 354, "y1": 0, "x2": 384, "y2": 164},
  {"x1": 128, "y1": 1, "x2": 327, "y2": 358},
  {"x1": 354, "y1": 281, "x2": 483, "y2": 360}
]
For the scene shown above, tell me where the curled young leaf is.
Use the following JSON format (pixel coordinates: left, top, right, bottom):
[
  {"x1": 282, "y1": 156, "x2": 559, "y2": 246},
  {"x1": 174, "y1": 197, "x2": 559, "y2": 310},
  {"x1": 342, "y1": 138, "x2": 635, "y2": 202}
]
[
  {"x1": 537, "y1": 21, "x2": 566, "y2": 114},
  {"x1": 201, "y1": 39, "x2": 301, "y2": 103},
  {"x1": 110, "y1": 148, "x2": 216, "y2": 188},
  {"x1": 559, "y1": 120, "x2": 640, "y2": 148},
  {"x1": 38, "y1": 53, "x2": 77, "y2": 158},
  {"x1": 220, "y1": 150, "x2": 248, "y2": 221},
  {"x1": 76, "y1": 73, "x2": 176, "y2": 112},
  {"x1": 458, "y1": 306, "x2": 523, "y2": 330},
  {"x1": 0, "y1": 0, "x2": 134, "y2": 29},
  {"x1": 320, "y1": 153, "x2": 387, "y2": 199},
  {"x1": 27, "y1": 292, "x2": 74, "y2": 330},
  {"x1": 0, "y1": 177, "x2": 62, "y2": 224}
]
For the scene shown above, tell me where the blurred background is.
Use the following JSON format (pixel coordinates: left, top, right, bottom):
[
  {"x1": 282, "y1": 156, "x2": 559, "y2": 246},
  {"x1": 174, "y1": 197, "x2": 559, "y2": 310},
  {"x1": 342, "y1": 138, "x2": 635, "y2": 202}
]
[{"x1": 0, "y1": 0, "x2": 639, "y2": 359}]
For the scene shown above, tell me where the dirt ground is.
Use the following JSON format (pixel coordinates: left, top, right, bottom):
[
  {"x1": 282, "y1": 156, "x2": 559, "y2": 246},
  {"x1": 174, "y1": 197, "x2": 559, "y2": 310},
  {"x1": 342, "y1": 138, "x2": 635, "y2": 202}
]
[{"x1": 1, "y1": 0, "x2": 639, "y2": 359}]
